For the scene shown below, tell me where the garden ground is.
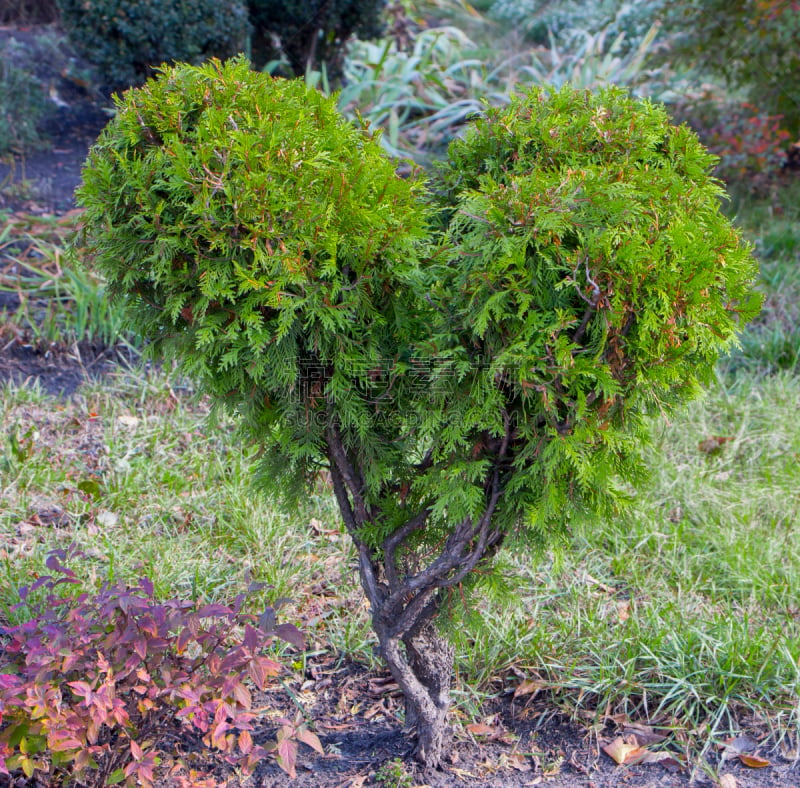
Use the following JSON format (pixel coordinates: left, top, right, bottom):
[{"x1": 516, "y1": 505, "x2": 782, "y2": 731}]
[{"x1": 1, "y1": 21, "x2": 799, "y2": 788}]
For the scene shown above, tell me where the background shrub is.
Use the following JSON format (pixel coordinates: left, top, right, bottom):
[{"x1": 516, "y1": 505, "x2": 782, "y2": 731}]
[
  {"x1": 488, "y1": 0, "x2": 666, "y2": 48},
  {"x1": 55, "y1": 0, "x2": 250, "y2": 91},
  {"x1": 0, "y1": 0, "x2": 59, "y2": 24},
  {"x1": 0, "y1": 38, "x2": 50, "y2": 154},
  {"x1": 667, "y1": 0, "x2": 800, "y2": 137},
  {"x1": 247, "y1": 0, "x2": 385, "y2": 78},
  {"x1": 0, "y1": 548, "x2": 314, "y2": 785}
]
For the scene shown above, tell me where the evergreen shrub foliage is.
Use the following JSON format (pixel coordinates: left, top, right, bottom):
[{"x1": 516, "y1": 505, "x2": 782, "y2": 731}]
[
  {"x1": 75, "y1": 58, "x2": 759, "y2": 765},
  {"x1": 76, "y1": 57, "x2": 428, "y2": 500},
  {"x1": 55, "y1": 0, "x2": 250, "y2": 90},
  {"x1": 423, "y1": 86, "x2": 761, "y2": 545}
]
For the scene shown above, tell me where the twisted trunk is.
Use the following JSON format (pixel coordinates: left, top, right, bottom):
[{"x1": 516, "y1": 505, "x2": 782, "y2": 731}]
[
  {"x1": 374, "y1": 616, "x2": 454, "y2": 767},
  {"x1": 401, "y1": 621, "x2": 454, "y2": 766},
  {"x1": 324, "y1": 419, "x2": 509, "y2": 767}
]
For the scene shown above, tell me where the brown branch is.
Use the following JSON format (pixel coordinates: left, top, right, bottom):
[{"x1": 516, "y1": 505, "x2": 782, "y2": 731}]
[
  {"x1": 327, "y1": 451, "x2": 386, "y2": 612},
  {"x1": 325, "y1": 421, "x2": 369, "y2": 523},
  {"x1": 383, "y1": 508, "x2": 432, "y2": 592},
  {"x1": 384, "y1": 412, "x2": 512, "y2": 631}
]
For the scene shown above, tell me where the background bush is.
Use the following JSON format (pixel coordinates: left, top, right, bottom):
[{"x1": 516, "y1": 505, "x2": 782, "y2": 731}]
[
  {"x1": 0, "y1": 38, "x2": 50, "y2": 155},
  {"x1": 667, "y1": 0, "x2": 800, "y2": 137},
  {"x1": 55, "y1": 0, "x2": 250, "y2": 91},
  {"x1": 248, "y1": 0, "x2": 385, "y2": 78},
  {"x1": 488, "y1": 0, "x2": 666, "y2": 49},
  {"x1": 0, "y1": 0, "x2": 59, "y2": 24}
]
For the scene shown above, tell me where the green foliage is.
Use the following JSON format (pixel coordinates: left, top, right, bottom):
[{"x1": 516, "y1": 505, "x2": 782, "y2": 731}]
[
  {"x1": 248, "y1": 0, "x2": 385, "y2": 78},
  {"x1": 76, "y1": 57, "x2": 428, "y2": 499},
  {"x1": 374, "y1": 756, "x2": 415, "y2": 788},
  {"x1": 667, "y1": 0, "x2": 800, "y2": 136},
  {"x1": 55, "y1": 0, "x2": 250, "y2": 90},
  {"x1": 488, "y1": 0, "x2": 666, "y2": 48},
  {"x1": 0, "y1": 38, "x2": 50, "y2": 154},
  {"x1": 334, "y1": 20, "x2": 665, "y2": 163},
  {"x1": 424, "y1": 85, "x2": 760, "y2": 543},
  {"x1": 0, "y1": 547, "x2": 312, "y2": 786},
  {"x1": 0, "y1": 237, "x2": 134, "y2": 350},
  {"x1": 75, "y1": 60, "x2": 759, "y2": 761}
]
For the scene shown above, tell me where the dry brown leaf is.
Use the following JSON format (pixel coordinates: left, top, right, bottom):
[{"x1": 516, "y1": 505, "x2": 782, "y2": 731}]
[
  {"x1": 507, "y1": 752, "x2": 531, "y2": 772},
  {"x1": 602, "y1": 736, "x2": 647, "y2": 765},
  {"x1": 738, "y1": 753, "x2": 771, "y2": 768},
  {"x1": 622, "y1": 723, "x2": 667, "y2": 746},
  {"x1": 363, "y1": 702, "x2": 386, "y2": 721},
  {"x1": 449, "y1": 768, "x2": 478, "y2": 779},
  {"x1": 542, "y1": 757, "x2": 563, "y2": 777},
  {"x1": 719, "y1": 775, "x2": 738, "y2": 788},
  {"x1": 584, "y1": 572, "x2": 617, "y2": 593},
  {"x1": 698, "y1": 435, "x2": 733, "y2": 453},
  {"x1": 638, "y1": 751, "x2": 682, "y2": 772},
  {"x1": 513, "y1": 678, "x2": 544, "y2": 699},
  {"x1": 347, "y1": 777, "x2": 367, "y2": 788},
  {"x1": 466, "y1": 722, "x2": 500, "y2": 738}
]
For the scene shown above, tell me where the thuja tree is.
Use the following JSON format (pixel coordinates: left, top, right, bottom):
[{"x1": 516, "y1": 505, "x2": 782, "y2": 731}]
[{"x1": 75, "y1": 58, "x2": 759, "y2": 767}]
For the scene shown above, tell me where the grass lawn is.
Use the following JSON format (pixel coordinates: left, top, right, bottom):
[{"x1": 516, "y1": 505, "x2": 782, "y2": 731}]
[{"x1": 1, "y1": 184, "x2": 799, "y2": 779}]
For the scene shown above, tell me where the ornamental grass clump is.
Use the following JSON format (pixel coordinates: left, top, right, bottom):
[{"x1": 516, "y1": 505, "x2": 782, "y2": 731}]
[{"x1": 73, "y1": 59, "x2": 759, "y2": 768}]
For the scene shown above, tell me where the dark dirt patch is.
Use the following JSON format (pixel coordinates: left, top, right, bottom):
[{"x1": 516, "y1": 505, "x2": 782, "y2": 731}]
[
  {"x1": 205, "y1": 658, "x2": 800, "y2": 788},
  {"x1": 130, "y1": 656, "x2": 799, "y2": 788},
  {"x1": 0, "y1": 25, "x2": 109, "y2": 215},
  {"x1": 0, "y1": 338, "x2": 135, "y2": 396}
]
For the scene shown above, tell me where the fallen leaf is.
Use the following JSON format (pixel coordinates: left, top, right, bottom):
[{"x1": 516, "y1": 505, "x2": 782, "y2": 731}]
[
  {"x1": 738, "y1": 753, "x2": 771, "y2": 768},
  {"x1": 513, "y1": 678, "x2": 544, "y2": 699},
  {"x1": 584, "y1": 572, "x2": 617, "y2": 593},
  {"x1": 542, "y1": 757, "x2": 563, "y2": 777},
  {"x1": 719, "y1": 775, "x2": 738, "y2": 788},
  {"x1": 638, "y1": 751, "x2": 682, "y2": 772},
  {"x1": 347, "y1": 777, "x2": 367, "y2": 788},
  {"x1": 603, "y1": 736, "x2": 647, "y2": 765},
  {"x1": 449, "y1": 768, "x2": 478, "y2": 779},
  {"x1": 466, "y1": 722, "x2": 499, "y2": 738},
  {"x1": 698, "y1": 435, "x2": 733, "y2": 454},
  {"x1": 507, "y1": 752, "x2": 531, "y2": 772},
  {"x1": 723, "y1": 734, "x2": 759, "y2": 752},
  {"x1": 622, "y1": 723, "x2": 667, "y2": 746}
]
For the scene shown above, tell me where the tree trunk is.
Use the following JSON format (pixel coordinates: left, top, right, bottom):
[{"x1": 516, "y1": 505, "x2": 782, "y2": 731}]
[
  {"x1": 403, "y1": 621, "x2": 454, "y2": 767},
  {"x1": 377, "y1": 619, "x2": 454, "y2": 768}
]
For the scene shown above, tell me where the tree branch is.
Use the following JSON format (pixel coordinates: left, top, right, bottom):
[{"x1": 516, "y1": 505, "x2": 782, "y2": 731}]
[{"x1": 383, "y1": 507, "x2": 431, "y2": 592}]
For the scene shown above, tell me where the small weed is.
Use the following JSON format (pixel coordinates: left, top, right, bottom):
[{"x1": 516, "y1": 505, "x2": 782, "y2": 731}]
[{"x1": 374, "y1": 757, "x2": 415, "y2": 788}]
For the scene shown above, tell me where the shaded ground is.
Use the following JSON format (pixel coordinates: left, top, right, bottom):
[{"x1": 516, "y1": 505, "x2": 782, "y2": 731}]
[
  {"x1": 1, "y1": 23, "x2": 799, "y2": 788},
  {"x1": 229, "y1": 658, "x2": 799, "y2": 787},
  {"x1": 0, "y1": 25, "x2": 109, "y2": 216}
]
